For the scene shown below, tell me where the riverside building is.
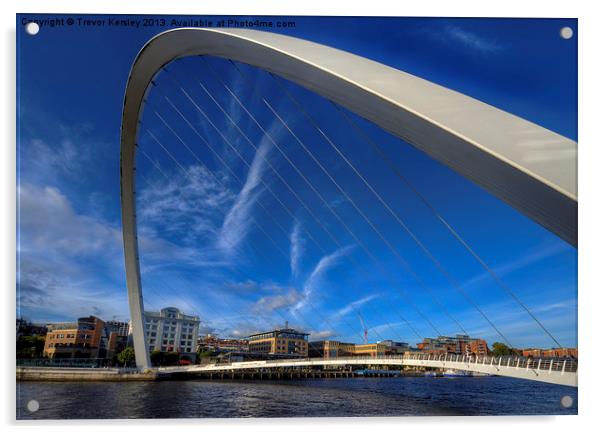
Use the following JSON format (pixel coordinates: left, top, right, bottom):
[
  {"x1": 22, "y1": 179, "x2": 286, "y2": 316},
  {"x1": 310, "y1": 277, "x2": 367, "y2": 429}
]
[
  {"x1": 309, "y1": 340, "x2": 409, "y2": 358},
  {"x1": 522, "y1": 347, "x2": 578, "y2": 358},
  {"x1": 417, "y1": 334, "x2": 490, "y2": 356},
  {"x1": 105, "y1": 320, "x2": 130, "y2": 356},
  {"x1": 44, "y1": 316, "x2": 106, "y2": 359},
  {"x1": 197, "y1": 334, "x2": 249, "y2": 353},
  {"x1": 247, "y1": 324, "x2": 309, "y2": 356},
  {"x1": 144, "y1": 307, "x2": 200, "y2": 361},
  {"x1": 106, "y1": 320, "x2": 130, "y2": 337}
]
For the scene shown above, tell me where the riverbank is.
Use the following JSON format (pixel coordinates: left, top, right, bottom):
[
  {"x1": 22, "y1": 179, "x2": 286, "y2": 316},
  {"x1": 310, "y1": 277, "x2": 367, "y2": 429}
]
[{"x1": 16, "y1": 366, "x2": 158, "y2": 381}]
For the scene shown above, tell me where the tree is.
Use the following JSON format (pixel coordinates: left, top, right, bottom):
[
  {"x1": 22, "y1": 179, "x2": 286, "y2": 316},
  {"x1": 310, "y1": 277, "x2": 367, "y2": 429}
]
[
  {"x1": 150, "y1": 349, "x2": 163, "y2": 367},
  {"x1": 163, "y1": 351, "x2": 180, "y2": 366},
  {"x1": 491, "y1": 342, "x2": 519, "y2": 357},
  {"x1": 117, "y1": 347, "x2": 136, "y2": 367},
  {"x1": 16, "y1": 335, "x2": 46, "y2": 359},
  {"x1": 197, "y1": 350, "x2": 214, "y2": 359}
]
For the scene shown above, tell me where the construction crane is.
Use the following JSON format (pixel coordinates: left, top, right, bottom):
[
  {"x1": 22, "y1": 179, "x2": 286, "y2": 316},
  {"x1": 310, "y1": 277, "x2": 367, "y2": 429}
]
[{"x1": 358, "y1": 312, "x2": 368, "y2": 344}]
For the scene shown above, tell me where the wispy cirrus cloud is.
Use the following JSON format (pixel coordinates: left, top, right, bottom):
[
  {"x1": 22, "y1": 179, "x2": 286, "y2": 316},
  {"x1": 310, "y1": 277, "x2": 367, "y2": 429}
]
[
  {"x1": 334, "y1": 293, "x2": 380, "y2": 320},
  {"x1": 224, "y1": 280, "x2": 295, "y2": 295},
  {"x1": 18, "y1": 122, "x2": 104, "y2": 186},
  {"x1": 308, "y1": 330, "x2": 338, "y2": 340},
  {"x1": 461, "y1": 313, "x2": 576, "y2": 349},
  {"x1": 449, "y1": 295, "x2": 576, "y2": 348},
  {"x1": 293, "y1": 245, "x2": 354, "y2": 312},
  {"x1": 289, "y1": 220, "x2": 304, "y2": 277},
  {"x1": 368, "y1": 320, "x2": 408, "y2": 341},
  {"x1": 252, "y1": 288, "x2": 303, "y2": 314},
  {"x1": 444, "y1": 26, "x2": 504, "y2": 54},
  {"x1": 22, "y1": 138, "x2": 79, "y2": 178},
  {"x1": 137, "y1": 162, "x2": 233, "y2": 244},
  {"x1": 532, "y1": 299, "x2": 576, "y2": 314},
  {"x1": 462, "y1": 241, "x2": 571, "y2": 290},
  {"x1": 423, "y1": 25, "x2": 506, "y2": 57},
  {"x1": 217, "y1": 139, "x2": 270, "y2": 254}
]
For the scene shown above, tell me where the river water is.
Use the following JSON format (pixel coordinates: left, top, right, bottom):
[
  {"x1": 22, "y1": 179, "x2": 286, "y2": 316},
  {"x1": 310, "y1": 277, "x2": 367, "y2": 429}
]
[{"x1": 17, "y1": 376, "x2": 577, "y2": 419}]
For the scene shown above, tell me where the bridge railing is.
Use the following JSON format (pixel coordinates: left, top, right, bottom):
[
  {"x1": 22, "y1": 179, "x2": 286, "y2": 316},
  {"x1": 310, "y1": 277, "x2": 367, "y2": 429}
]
[
  {"x1": 212, "y1": 353, "x2": 577, "y2": 374},
  {"x1": 397, "y1": 352, "x2": 577, "y2": 373}
]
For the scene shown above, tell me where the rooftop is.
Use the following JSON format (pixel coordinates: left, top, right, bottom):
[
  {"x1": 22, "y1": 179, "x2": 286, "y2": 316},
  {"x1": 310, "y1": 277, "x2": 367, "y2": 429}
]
[{"x1": 247, "y1": 328, "x2": 309, "y2": 339}]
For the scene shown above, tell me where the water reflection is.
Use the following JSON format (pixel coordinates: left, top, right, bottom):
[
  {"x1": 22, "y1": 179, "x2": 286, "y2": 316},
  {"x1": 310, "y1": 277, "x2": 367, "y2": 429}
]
[{"x1": 17, "y1": 376, "x2": 577, "y2": 419}]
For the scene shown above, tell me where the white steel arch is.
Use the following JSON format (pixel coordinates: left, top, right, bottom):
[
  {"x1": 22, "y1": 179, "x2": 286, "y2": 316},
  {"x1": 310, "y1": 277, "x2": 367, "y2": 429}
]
[{"x1": 121, "y1": 28, "x2": 577, "y2": 370}]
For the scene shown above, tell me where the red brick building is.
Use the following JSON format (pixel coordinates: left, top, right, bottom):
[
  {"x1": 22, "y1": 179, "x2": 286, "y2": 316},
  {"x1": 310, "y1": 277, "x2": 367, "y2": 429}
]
[
  {"x1": 44, "y1": 316, "x2": 109, "y2": 359},
  {"x1": 522, "y1": 347, "x2": 578, "y2": 358},
  {"x1": 418, "y1": 334, "x2": 490, "y2": 357}
]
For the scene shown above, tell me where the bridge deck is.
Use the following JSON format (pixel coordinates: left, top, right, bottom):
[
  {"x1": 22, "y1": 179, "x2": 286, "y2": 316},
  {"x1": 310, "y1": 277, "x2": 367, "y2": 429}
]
[{"x1": 159, "y1": 354, "x2": 577, "y2": 387}]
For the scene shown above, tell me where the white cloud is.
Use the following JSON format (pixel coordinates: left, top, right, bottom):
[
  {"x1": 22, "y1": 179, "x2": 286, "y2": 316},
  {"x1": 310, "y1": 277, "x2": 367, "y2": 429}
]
[
  {"x1": 532, "y1": 299, "x2": 575, "y2": 314},
  {"x1": 19, "y1": 120, "x2": 112, "y2": 191},
  {"x1": 421, "y1": 25, "x2": 505, "y2": 57},
  {"x1": 16, "y1": 184, "x2": 130, "y2": 321},
  {"x1": 224, "y1": 280, "x2": 289, "y2": 294},
  {"x1": 20, "y1": 136, "x2": 88, "y2": 186},
  {"x1": 443, "y1": 26, "x2": 505, "y2": 54},
  {"x1": 16, "y1": 183, "x2": 229, "y2": 322},
  {"x1": 334, "y1": 294, "x2": 380, "y2": 320},
  {"x1": 25, "y1": 138, "x2": 79, "y2": 173},
  {"x1": 293, "y1": 245, "x2": 353, "y2": 312},
  {"x1": 462, "y1": 241, "x2": 570, "y2": 289},
  {"x1": 217, "y1": 139, "x2": 270, "y2": 254},
  {"x1": 18, "y1": 261, "x2": 130, "y2": 322},
  {"x1": 308, "y1": 330, "x2": 338, "y2": 340},
  {"x1": 252, "y1": 288, "x2": 303, "y2": 313},
  {"x1": 18, "y1": 184, "x2": 122, "y2": 258},
  {"x1": 448, "y1": 295, "x2": 576, "y2": 348},
  {"x1": 138, "y1": 163, "x2": 233, "y2": 243},
  {"x1": 224, "y1": 279, "x2": 262, "y2": 293},
  {"x1": 368, "y1": 321, "x2": 409, "y2": 341},
  {"x1": 289, "y1": 220, "x2": 304, "y2": 277},
  {"x1": 466, "y1": 313, "x2": 576, "y2": 349}
]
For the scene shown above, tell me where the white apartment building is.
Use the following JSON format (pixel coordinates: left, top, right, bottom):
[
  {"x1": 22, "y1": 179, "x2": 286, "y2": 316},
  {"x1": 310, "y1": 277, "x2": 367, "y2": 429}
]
[{"x1": 144, "y1": 307, "x2": 200, "y2": 360}]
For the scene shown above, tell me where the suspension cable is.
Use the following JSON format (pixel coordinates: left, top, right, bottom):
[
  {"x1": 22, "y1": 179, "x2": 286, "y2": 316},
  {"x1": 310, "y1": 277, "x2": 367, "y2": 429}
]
[
  {"x1": 259, "y1": 69, "x2": 515, "y2": 347},
  {"x1": 330, "y1": 102, "x2": 564, "y2": 349},
  {"x1": 141, "y1": 97, "x2": 373, "y2": 344},
  {"x1": 180, "y1": 62, "x2": 428, "y2": 341},
  {"x1": 161, "y1": 66, "x2": 418, "y2": 343},
  {"x1": 143, "y1": 127, "x2": 344, "y2": 341},
  {"x1": 203, "y1": 58, "x2": 475, "y2": 342},
  {"x1": 151, "y1": 87, "x2": 390, "y2": 344}
]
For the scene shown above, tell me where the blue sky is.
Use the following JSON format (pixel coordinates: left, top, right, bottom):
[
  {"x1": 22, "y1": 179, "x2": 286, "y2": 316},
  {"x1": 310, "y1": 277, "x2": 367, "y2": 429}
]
[{"x1": 17, "y1": 15, "x2": 577, "y2": 348}]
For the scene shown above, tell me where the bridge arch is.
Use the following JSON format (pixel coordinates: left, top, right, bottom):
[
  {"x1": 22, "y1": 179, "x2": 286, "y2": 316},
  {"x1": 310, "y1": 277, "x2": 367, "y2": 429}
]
[{"x1": 121, "y1": 28, "x2": 577, "y2": 369}]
